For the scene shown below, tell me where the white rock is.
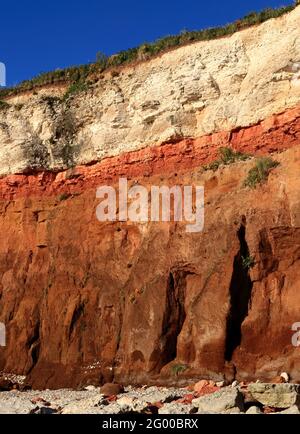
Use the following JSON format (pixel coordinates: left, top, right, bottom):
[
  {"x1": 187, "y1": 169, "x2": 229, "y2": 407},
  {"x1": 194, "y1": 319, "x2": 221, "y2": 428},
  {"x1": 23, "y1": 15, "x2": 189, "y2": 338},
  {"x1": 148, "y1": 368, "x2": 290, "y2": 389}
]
[
  {"x1": 84, "y1": 385, "x2": 97, "y2": 391},
  {"x1": 246, "y1": 406, "x2": 263, "y2": 414},
  {"x1": 192, "y1": 387, "x2": 244, "y2": 413},
  {"x1": 280, "y1": 372, "x2": 289, "y2": 383},
  {"x1": 61, "y1": 395, "x2": 105, "y2": 414},
  {"x1": 277, "y1": 405, "x2": 300, "y2": 414},
  {"x1": 159, "y1": 403, "x2": 196, "y2": 414},
  {"x1": 248, "y1": 383, "x2": 300, "y2": 408},
  {"x1": 1, "y1": 7, "x2": 300, "y2": 176}
]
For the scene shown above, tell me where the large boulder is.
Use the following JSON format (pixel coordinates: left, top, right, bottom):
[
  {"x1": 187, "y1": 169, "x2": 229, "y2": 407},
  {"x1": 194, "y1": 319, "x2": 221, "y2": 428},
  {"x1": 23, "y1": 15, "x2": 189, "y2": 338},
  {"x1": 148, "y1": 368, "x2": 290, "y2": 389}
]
[
  {"x1": 99, "y1": 383, "x2": 124, "y2": 397},
  {"x1": 158, "y1": 403, "x2": 197, "y2": 414},
  {"x1": 246, "y1": 406, "x2": 263, "y2": 414},
  {"x1": 248, "y1": 383, "x2": 300, "y2": 408},
  {"x1": 192, "y1": 387, "x2": 244, "y2": 413},
  {"x1": 277, "y1": 405, "x2": 300, "y2": 414}
]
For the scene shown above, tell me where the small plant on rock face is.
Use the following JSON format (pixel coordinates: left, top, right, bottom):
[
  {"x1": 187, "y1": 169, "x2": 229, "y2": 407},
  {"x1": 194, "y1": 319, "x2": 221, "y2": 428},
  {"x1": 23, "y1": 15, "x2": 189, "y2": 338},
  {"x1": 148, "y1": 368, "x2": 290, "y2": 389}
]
[
  {"x1": 219, "y1": 147, "x2": 250, "y2": 165},
  {"x1": 63, "y1": 81, "x2": 88, "y2": 100},
  {"x1": 96, "y1": 51, "x2": 109, "y2": 70},
  {"x1": 58, "y1": 192, "x2": 71, "y2": 201},
  {"x1": 0, "y1": 5, "x2": 296, "y2": 100},
  {"x1": 242, "y1": 255, "x2": 255, "y2": 270},
  {"x1": 203, "y1": 147, "x2": 250, "y2": 171},
  {"x1": 0, "y1": 100, "x2": 9, "y2": 110},
  {"x1": 171, "y1": 363, "x2": 187, "y2": 376},
  {"x1": 243, "y1": 157, "x2": 279, "y2": 188}
]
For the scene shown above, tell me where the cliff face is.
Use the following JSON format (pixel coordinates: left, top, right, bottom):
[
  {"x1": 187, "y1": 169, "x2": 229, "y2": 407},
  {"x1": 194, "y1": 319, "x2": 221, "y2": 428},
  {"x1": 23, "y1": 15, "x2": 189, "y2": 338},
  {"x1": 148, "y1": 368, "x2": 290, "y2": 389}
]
[
  {"x1": 1, "y1": 6, "x2": 300, "y2": 176},
  {"x1": 0, "y1": 7, "x2": 300, "y2": 389}
]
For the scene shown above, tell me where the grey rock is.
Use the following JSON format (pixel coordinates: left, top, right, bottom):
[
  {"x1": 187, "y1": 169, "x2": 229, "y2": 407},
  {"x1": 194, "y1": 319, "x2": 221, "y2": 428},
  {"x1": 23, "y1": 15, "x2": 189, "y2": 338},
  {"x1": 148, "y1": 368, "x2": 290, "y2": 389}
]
[
  {"x1": 84, "y1": 385, "x2": 97, "y2": 391},
  {"x1": 277, "y1": 405, "x2": 300, "y2": 414},
  {"x1": 123, "y1": 386, "x2": 185, "y2": 404},
  {"x1": 192, "y1": 387, "x2": 244, "y2": 414},
  {"x1": 248, "y1": 383, "x2": 300, "y2": 408},
  {"x1": 61, "y1": 395, "x2": 106, "y2": 414},
  {"x1": 117, "y1": 396, "x2": 150, "y2": 413},
  {"x1": 246, "y1": 406, "x2": 263, "y2": 414},
  {"x1": 158, "y1": 403, "x2": 197, "y2": 414},
  {"x1": 32, "y1": 406, "x2": 58, "y2": 414},
  {"x1": 0, "y1": 398, "x2": 37, "y2": 414},
  {"x1": 221, "y1": 407, "x2": 242, "y2": 414}
]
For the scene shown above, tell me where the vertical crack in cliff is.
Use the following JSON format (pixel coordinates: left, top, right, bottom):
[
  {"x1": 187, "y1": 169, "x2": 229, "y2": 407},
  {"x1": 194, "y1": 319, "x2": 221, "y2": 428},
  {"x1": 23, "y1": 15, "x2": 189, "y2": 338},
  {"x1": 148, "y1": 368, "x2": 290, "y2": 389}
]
[
  {"x1": 225, "y1": 224, "x2": 253, "y2": 362},
  {"x1": 27, "y1": 320, "x2": 41, "y2": 372},
  {"x1": 69, "y1": 302, "x2": 85, "y2": 339},
  {"x1": 159, "y1": 271, "x2": 187, "y2": 370}
]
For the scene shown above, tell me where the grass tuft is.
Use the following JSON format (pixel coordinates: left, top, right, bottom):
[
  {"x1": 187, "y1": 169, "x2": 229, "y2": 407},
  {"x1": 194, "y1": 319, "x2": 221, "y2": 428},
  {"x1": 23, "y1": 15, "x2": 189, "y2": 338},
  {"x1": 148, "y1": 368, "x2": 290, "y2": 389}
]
[
  {"x1": 243, "y1": 157, "x2": 279, "y2": 188},
  {"x1": 204, "y1": 147, "x2": 250, "y2": 171},
  {"x1": 0, "y1": 4, "x2": 296, "y2": 100}
]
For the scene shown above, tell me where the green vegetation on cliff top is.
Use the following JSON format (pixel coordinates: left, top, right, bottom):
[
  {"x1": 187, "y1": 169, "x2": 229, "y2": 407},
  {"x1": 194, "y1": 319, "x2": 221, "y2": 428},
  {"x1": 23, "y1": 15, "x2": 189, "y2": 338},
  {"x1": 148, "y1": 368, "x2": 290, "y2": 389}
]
[{"x1": 0, "y1": 3, "x2": 297, "y2": 100}]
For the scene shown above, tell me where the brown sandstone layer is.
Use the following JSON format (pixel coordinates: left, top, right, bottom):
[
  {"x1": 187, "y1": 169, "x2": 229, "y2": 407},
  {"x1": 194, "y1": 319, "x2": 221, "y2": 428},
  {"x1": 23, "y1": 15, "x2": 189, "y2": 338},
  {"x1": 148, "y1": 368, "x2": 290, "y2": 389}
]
[
  {"x1": 1, "y1": 105, "x2": 300, "y2": 200},
  {"x1": 1, "y1": 6, "x2": 300, "y2": 389},
  {"x1": 0, "y1": 111, "x2": 299, "y2": 388}
]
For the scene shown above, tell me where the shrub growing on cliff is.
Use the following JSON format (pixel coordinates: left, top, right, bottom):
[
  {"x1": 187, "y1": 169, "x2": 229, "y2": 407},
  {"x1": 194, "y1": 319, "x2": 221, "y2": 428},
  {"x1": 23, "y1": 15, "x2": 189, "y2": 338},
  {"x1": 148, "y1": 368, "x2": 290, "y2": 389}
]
[
  {"x1": 0, "y1": 4, "x2": 296, "y2": 100},
  {"x1": 95, "y1": 51, "x2": 109, "y2": 70},
  {"x1": 219, "y1": 147, "x2": 250, "y2": 164},
  {"x1": 0, "y1": 100, "x2": 9, "y2": 110},
  {"x1": 204, "y1": 147, "x2": 250, "y2": 171},
  {"x1": 243, "y1": 157, "x2": 279, "y2": 188},
  {"x1": 63, "y1": 81, "x2": 89, "y2": 100},
  {"x1": 242, "y1": 255, "x2": 255, "y2": 269},
  {"x1": 58, "y1": 192, "x2": 71, "y2": 201},
  {"x1": 171, "y1": 363, "x2": 187, "y2": 376}
]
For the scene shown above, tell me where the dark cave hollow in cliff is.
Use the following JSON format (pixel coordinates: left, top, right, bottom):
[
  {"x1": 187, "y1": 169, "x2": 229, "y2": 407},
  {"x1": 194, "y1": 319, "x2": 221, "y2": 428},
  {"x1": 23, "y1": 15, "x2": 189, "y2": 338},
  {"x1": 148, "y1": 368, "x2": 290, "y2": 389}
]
[
  {"x1": 225, "y1": 224, "x2": 253, "y2": 362},
  {"x1": 158, "y1": 271, "x2": 187, "y2": 370}
]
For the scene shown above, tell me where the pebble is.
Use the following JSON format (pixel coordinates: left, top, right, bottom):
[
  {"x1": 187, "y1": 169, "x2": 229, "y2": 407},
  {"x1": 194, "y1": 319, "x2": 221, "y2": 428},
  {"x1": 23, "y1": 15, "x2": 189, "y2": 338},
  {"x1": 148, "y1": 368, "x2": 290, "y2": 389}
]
[
  {"x1": 0, "y1": 380, "x2": 299, "y2": 414},
  {"x1": 99, "y1": 383, "x2": 124, "y2": 397},
  {"x1": 280, "y1": 372, "x2": 289, "y2": 383}
]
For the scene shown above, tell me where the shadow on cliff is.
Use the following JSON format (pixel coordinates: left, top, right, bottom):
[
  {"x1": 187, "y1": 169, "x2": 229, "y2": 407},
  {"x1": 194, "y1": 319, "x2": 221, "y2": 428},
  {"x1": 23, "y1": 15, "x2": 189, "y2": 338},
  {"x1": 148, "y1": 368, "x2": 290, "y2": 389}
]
[{"x1": 225, "y1": 223, "x2": 253, "y2": 362}]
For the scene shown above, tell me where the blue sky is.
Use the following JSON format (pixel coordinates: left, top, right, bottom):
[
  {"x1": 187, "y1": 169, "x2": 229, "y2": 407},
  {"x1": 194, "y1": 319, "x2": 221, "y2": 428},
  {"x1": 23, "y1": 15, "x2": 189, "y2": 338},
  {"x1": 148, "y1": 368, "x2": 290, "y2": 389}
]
[{"x1": 0, "y1": 0, "x2": 294, "y2": 86}]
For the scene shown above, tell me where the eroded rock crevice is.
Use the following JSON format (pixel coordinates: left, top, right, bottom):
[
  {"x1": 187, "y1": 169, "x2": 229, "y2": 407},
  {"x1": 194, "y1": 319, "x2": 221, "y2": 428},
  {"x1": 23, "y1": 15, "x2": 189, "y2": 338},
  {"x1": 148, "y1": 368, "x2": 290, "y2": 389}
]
[
  {"x1": 27, "y1": 320, "x2": 41, "y2": 372},
  {"x1": 158, "y1": 271, "x2": 187, "y2": 371},
  {"x1": 225, "y1": 224, "x2": 253, "y2": 362}
]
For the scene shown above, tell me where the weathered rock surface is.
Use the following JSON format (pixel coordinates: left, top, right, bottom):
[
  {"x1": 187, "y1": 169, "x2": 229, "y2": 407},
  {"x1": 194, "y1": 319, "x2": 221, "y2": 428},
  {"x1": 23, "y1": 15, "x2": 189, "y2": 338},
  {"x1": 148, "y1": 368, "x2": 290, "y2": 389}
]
[
  {"x1": 246, "y1": 406, "x2": 263, "y2": 414},
  {"x1": 192, "y1": 387, "x2": 244, "y2": 413},
  {"x1": 0, "y1": 145, "x2": 300, "y2": 388},
  {"x1": 248, "y1": 383, "x2": 300, "y2": 408},
  {"x1": 158, "y1": 403, "x2": 197, "y2": 414},
  {"x1": 277, "y1": 405, "x2": 300, "y2": 414},
  {"x1": 0, "y1": 7, "x2": 300, "y2": 176},
  {"x1": 99, "y1": 383, "x2": 124, "y2": 397},
  {"x1": 0, "y1": 7, "x2": 300, "y2": 391},
  {"x1": 0, "y1": 384, "x2": 300, "y2": 414}
]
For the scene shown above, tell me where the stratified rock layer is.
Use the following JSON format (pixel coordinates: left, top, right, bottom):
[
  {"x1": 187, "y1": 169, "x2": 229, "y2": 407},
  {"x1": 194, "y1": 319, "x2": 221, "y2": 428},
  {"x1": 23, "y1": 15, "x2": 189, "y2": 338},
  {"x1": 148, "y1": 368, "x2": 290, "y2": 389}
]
[
  {"x1": 0, "y1": 6, "x2": 300, "y2": 389},
  {"x1": 0, "y1": 143, "x2": 299, "y2": 389},
  {"x1": 0, "y1": 6, "x2": 300, "y2": 176}
]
